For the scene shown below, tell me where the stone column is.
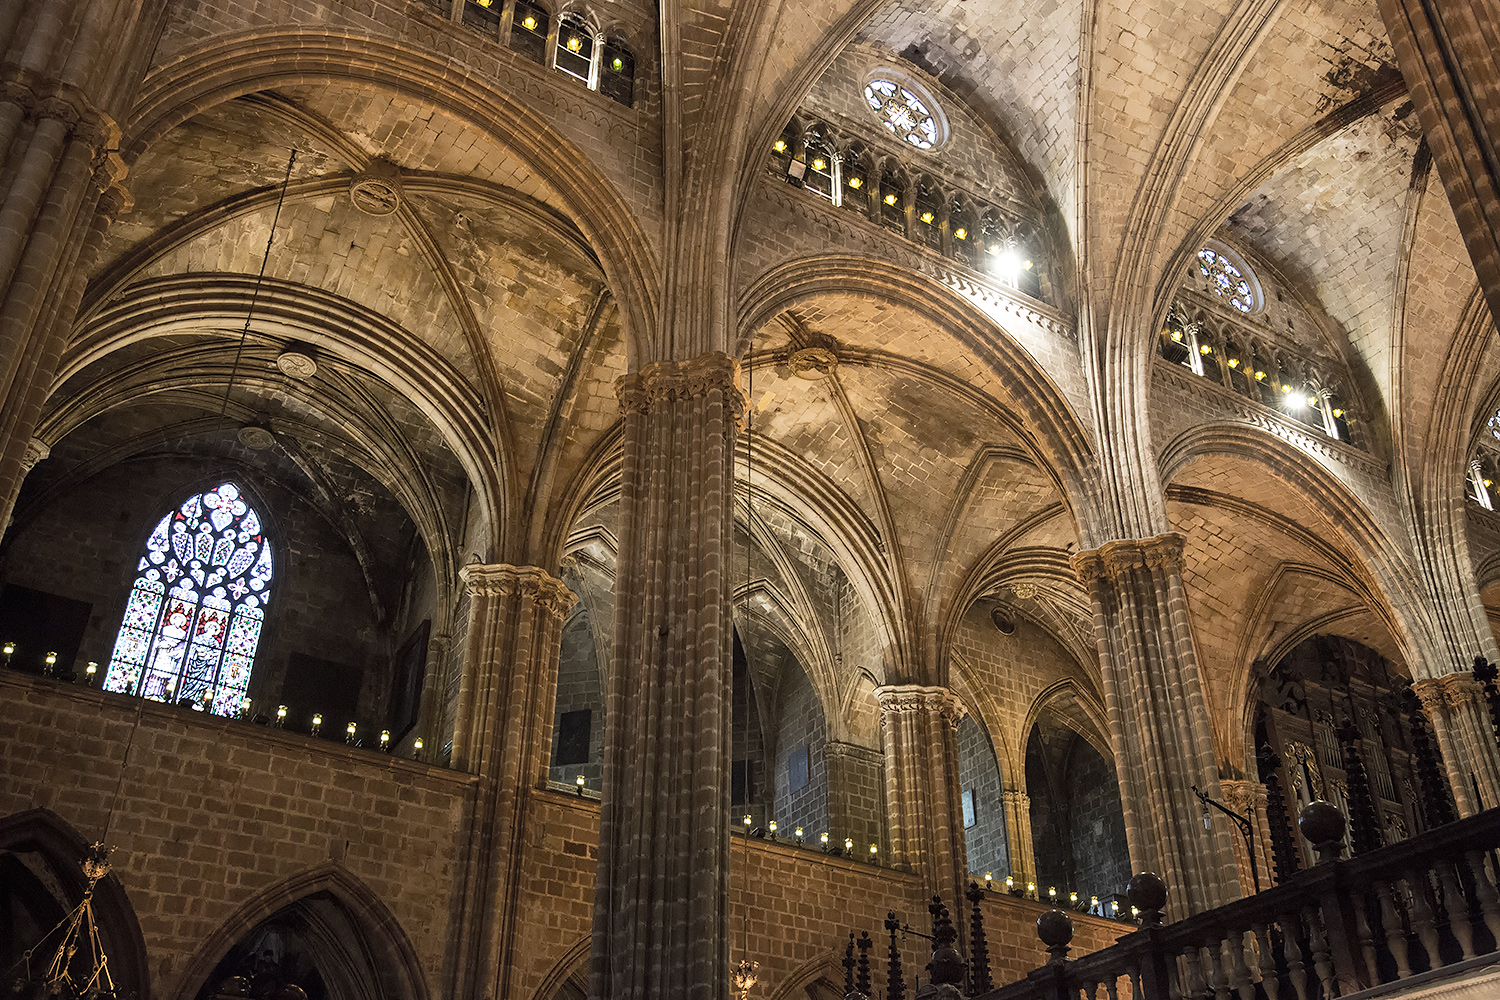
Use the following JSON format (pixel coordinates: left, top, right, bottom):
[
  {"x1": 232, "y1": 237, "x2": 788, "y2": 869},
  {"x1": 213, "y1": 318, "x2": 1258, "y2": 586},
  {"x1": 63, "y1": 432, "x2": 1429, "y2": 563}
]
[
  {"x1": 1000, "y1": 788, "x2": 1036, "y2": 886},
  {"x1": 589, "y1": 353, "x2": 744, "y2": 1000},
  {"x1": 0, "y1": 0, "x2": 148, "y2": 538},
  {"x1": 1413, "y1": 673, "x2": 1500, "y2": 815},
  {"x1": 446, "y1": 563, "x2": 575, "y2": 1000},
  {"x1": 875, "y1": 684, "x2": 969, "y2": 908},
  {"x1": 1072, "y1": 533, "x2": 1241, "y2": 916},
  {"x1": 1219, "y1": 779, "x2": 1274, "y2": 893},
  {"x1": 1377, "y1": 0, "x2": 1500, "y2": 327}
]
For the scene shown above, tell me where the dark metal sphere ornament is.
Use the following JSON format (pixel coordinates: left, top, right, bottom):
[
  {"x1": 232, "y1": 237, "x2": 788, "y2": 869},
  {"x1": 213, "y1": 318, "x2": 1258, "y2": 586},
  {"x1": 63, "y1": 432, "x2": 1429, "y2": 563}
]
[
  {"x1": 1126, "y1": 871, "x2": 1168, "y2": 927},
  {"x1": 1298, "y1": 800, "x2": 1347, "y2": 864},
  {"x1": 1036, "y1": 908, "x2": 1075, "y2": 965}
]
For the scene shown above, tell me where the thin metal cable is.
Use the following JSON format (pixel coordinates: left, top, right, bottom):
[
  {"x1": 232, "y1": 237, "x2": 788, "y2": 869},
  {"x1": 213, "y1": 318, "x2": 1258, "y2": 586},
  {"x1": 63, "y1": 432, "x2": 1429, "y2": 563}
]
[{"x1": 216, "y1": 148, "x2": 297, "y2": 432}]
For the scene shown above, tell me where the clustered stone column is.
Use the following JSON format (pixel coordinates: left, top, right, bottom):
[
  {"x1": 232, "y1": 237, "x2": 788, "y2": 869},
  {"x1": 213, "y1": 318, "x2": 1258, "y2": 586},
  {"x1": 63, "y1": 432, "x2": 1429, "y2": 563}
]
[
  {"x1": 1413, "y1": 673, "x2": 1500, "y2": 816},
  {"x1": 447, "y1": 563, "x2": 576, "y2": 1000},
  {"x1": 1072, "y1": 533, "x2": 1241, "y2": 916},
  {"x1": 1000, "y1": 788, "x2": 1035, "y2": 888},
  {"x1": 1219, "y1": 779, "x2": 1275, "y2": 892},
  {"x1": 589, "y1": 353, "x2": 744, "y2": 1000},
  {"x1": 0, "y1": 0, "x2": 143, "y2": 536},
  {"x1": 875, "y1": 684, "x2": 968, "y2": 908}
]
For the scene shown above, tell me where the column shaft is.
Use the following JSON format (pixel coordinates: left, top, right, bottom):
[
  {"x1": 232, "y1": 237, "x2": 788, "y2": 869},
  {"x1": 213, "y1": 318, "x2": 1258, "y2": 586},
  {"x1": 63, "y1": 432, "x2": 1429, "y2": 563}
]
[
  {"x1": 876, "y1": 684, "x2": 969, "y2": 908},
  {"x1": 590, "y1": 353, "x2": 743, "y2": 1000},
  {"x1": 1073, "y1": 533, "x2": 1241, "y2": 916},
  {"x1": 447, "y1": 563, "x2": 575, "y2": 1000},
  {"x1": 1415, "y1": 674, "x2": 1500, "y2": 814},
  {"x1": 1001, "y1": 788, "x2": 1035, "y2": 886}
]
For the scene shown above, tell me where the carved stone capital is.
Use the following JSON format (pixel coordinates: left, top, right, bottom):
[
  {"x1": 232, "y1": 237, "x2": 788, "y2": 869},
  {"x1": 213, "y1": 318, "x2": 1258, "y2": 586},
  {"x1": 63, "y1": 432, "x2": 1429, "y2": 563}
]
[
  {"x1": 1437, "y1": 672, "x2": 1484, "y2": 709},
  {"x1": 1001, "y1": 788, "x2": 1031, "y2": 807},
  {"x1": 20, "y1": 438, "x2": 49, "y2": 473},
  {"x1": 1218, "y1": 778, "x2": 1268, "y2": 815},
  {"x1": 459, "y1": 563, "x2": 578, "y2": 620},
  {"x1": 616, "y1": 352, "x2": 747, "y2": 419},
  {"x1": 874, "y1": 684, "x2": 966, "y2": 727},
  {"x1": 1071, "y1": 532, "x2": 1185, "y2": 585},
  {"x1": 1412, "y1": 677, "x2": 1446, "y2": 712}
]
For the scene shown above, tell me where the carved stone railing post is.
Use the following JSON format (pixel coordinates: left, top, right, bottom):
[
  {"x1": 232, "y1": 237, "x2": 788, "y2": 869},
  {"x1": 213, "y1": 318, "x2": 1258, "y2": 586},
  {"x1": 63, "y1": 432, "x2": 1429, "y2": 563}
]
[
  {"x1": 1413, "y1": 673, "x2": 1500, "y2": 815},
  {"x1": 590, "y1": 354, "x2": 744, "y2": 1000},
  {"x1": 876, "y1": 684, "x2": 969, "y2": 907},
  {"x1": 446, "y1": 563, "x2": 575, "y2": 1000},
  {"x1": 1072, "y1": 534, "x2": 1241, "y2": 915}
]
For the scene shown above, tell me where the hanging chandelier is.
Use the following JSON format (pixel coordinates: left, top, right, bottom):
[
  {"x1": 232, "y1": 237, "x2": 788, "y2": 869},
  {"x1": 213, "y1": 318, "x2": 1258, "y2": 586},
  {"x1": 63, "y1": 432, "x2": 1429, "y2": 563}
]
[{"x1": 9, "y1": 842, "x2": 118, "y2": 1000}]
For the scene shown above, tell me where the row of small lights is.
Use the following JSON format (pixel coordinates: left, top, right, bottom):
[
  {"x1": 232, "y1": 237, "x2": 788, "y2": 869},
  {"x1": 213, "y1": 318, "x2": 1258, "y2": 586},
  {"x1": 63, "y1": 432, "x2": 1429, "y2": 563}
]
[
  {"x1": 978, "y1": 872, "x2": 1135, "y2": 920},
  {"x1": 5, "y1": 641, "x2": 425, "y2": 759},
  {"x1": 1169, "y1": 330, "x2": 1347, "y2": 419},
  {"x1": 773, "y1": 139, "x2": 1035, "y2": 278},
  {"x1": 738, "y1": 814, "x2": 882, "y2": 861}
]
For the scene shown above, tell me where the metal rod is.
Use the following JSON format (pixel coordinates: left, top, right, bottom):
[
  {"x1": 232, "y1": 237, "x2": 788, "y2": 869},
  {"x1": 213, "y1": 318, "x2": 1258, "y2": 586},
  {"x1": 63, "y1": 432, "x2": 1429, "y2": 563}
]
[{"x1": 1193, "y1": 783, "x2": 1260, "y2": 892}]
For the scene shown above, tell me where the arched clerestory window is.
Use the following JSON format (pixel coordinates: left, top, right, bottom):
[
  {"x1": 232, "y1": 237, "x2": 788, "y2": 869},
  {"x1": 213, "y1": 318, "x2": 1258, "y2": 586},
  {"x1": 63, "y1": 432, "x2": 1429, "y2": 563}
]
[{"x1": 103, "y1": 482, "x2": 273, "y2": 716}]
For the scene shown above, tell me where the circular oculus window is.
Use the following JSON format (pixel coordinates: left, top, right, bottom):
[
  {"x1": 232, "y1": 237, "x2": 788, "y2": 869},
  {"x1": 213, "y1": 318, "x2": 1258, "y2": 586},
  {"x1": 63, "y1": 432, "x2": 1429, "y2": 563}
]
[
  {"x1": 1195, "y1": 243, "x2": 1261, "y2": 314},
  {"x1": 862, "y1": 70, "x2": 947, "y2": 151}
]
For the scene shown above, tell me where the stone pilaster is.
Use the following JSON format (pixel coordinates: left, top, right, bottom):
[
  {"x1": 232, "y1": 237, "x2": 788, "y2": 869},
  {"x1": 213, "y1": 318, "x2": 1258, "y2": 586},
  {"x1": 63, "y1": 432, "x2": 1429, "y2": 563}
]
[
  {"x1": 824, "y1": 739, "x2": 886, "y2": 853},
  {"x1": 1413, "y1": 673, "x2": 1500, "y2": 815},
  {"x1": 447, "y1": 563, "x2": 575, "y2": 1000},
  {"x1": 1219, "y1": 779, "x2": 1274, "y2": 893},
  {"x1": 0, "y1": 0, "x2": 147, "y2": 539},
  {"x1": 1072, "y1": 533, "x2": 1241, "y2": 916},
  {"x1": 875, "y1": 684, "x2": 969, "y2": 908},
  {"x1": 1001, "y1": 788, "x2": 1036, "y2": 886},
  {"x1": 412, "y1": 629, "x2": 452, "y2": 761},
  {"x1": 590, "y1": 353, "x2": 745, "y2": 1000}
]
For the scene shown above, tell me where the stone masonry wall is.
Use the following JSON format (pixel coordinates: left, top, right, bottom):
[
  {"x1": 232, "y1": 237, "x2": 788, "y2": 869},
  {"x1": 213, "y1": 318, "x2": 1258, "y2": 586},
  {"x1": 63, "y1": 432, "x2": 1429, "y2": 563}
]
[
  {"x1": 957, "y1": 713, "x2": 1010, "y2": 878},
  {"x1": 0, "y1": 672, "x2": 471, "y2": 1000}
]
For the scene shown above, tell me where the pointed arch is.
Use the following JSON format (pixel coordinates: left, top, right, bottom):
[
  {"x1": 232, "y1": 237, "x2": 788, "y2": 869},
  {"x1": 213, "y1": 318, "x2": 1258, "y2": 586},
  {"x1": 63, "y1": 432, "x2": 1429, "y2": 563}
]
[
  {"x1": 102, "y1": 480, "x2": 274, "y2": 715},
  {"x1": 0, "y1": 809, "x2": 150, "y2": 1000},
  {"x1": 171, "y1": 862, "x2": 429, "y2": 1000}
]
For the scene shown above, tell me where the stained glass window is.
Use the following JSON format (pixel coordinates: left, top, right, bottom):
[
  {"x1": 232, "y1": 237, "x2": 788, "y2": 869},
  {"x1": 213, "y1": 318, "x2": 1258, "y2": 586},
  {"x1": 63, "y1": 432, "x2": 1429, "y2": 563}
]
[
  {"x1": 864, "y1": 79, "x2": 940, "y2": 150},
  {"x1": 1197, "y1": 247, "x2": 1256, "y2": 313},
  {"x1": 103, "y1": 483, "x2": 272, "y2": 716}
]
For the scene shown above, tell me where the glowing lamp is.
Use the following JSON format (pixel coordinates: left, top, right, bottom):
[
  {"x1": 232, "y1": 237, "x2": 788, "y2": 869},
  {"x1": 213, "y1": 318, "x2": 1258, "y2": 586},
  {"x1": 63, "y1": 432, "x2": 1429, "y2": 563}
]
[
  {"x1": 794, "y1": 827, "x2": 803, "y2": 841},
  {"x1": 773, "y1": 139, "x2": 786, "y2": 153},
  {"x1": 567, "y1": 35, "x2": 582, "y2": 52},
  {"x1": 311, "y1": 713, "x2": 322, "y2": 736},
  {"x1": 611, "y1": 57, "x2": 624, "y2": 71},
  {"x1": 811, "y1": 158, "x2": 826, "y2": 171},
  {"x1": 1069, "y1": 891, "x2": 1078, "y2": 903},
  {"x1": 743, "y1": 814, "x2": 752, "y2": 829},
  {"x1": 380, "y1": 729, "x2": 391, "y2": 751},
  {"x1": 820, "y1": 832, "x2": 829, "y2": 847},
  {"x1": 1171, "y1": 331, "x2": 1183, "y2": 341},
  {"x1": 1005, "y1": 875, "x2": 1014, "y2": 889},
  {"x1": 1199, "y1": 343, "x2": 1212, "y2": 354},
  {"x1": 954, "y1": 227, "x2": 967, "y2": 239},
  {"x1": 768, "y1": 821, "x2": 777, "y2": 836},
  {"x1": 522, "y1": 14, "x2": 538, "y2": 30},
  {"x1": 1024, "y1": 260, "x2": 1033, "y2": 269},
  {"x1": 1254, "y1": 370, "x2": 1267, "y2": 381},
  {"x1": 1332, "y1": 408, "x2": 1343, "y2": 417},
  {"x1": 920, "y1": 211, "x2": 934, "y2": 224},
  {"x1": 844, "y1": 837, "x2": 854, "y2": 853},
  {"x1": 884, "y1": 193, "x2": 898, "y2": 206},
  {"x1": 848, "y1": 176, "x2": 863, "y2": 189},
  {"x1": 476, "y1": 0, "x2": 492, "y2": 6},
  {"x1": 1048, "y1": 886, "x2": 1057, "y2": 899},
  {"x1": 85, "y1": 662, "x2": 98, "y2": 683},
  {"x1": 868, "y1": 843, "x2": 878, "y2": 857},
  {"x1": 1227, "y1": 358, "x2": 1240, "y2": 368}
]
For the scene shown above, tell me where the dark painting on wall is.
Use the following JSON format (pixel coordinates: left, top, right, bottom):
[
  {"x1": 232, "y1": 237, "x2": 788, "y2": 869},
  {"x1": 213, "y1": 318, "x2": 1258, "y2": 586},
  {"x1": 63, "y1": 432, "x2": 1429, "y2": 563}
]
[
  {"x1": 388, "y1": 619, "x2": 430, "y2": 743},
  {"x1": 0, "y1": 585, "x2": 92, "y2": 676}
]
